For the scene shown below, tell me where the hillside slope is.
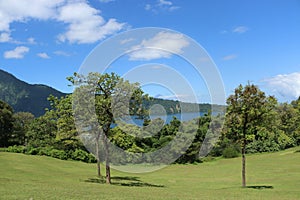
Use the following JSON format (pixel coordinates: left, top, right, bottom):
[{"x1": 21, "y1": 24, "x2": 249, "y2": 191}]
[
  {"x1": 0, "y1": 147, "x2": 299, "y2": 199},
  {"x1": 0, "y1": 69, "x2": 225, "y2": 117},
  {"x1": 0, "y1": 69, "x2": 66, "y2": 116}
]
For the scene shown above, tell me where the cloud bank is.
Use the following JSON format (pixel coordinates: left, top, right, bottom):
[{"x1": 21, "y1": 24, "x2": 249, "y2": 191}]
[
  {"x1": 0, "y1": 0, "x2": 124, "y2": 44},
  {"x1": 129, "y1": 31, "x2": 189, "y2": 61},
  {"x1": 262, "y1": 72, "x2": 300, "y2": 99}
]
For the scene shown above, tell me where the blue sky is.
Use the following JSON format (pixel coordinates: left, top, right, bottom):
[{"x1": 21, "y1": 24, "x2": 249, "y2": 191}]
[{"x1": 0, "y1": 0, "x2": 300, "y2": 104}]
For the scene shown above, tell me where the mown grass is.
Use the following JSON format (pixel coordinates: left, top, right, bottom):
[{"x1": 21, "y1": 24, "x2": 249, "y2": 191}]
[{"x1": 0, "y1": 147, "x2": 299, "y2": 200}]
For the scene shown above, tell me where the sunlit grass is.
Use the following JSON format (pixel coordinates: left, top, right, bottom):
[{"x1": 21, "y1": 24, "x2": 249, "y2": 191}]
[{"x1": 0, "y1": 147, "x2": 299, "y2": 200}]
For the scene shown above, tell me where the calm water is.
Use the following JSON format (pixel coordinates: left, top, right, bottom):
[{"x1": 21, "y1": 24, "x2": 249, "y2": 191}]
[{"x1": 121, "y1": 112, "x2": 208, "y2": 127}]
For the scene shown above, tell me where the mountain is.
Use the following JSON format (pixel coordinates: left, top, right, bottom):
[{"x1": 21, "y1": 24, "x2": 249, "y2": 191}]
[
  {"x1": 145, "y1": 97, "x2": 225, "y2": 115},
  {"x1": 0, "y1": 69, "x2": 66, "y2": 116},
  {"x1": 0, "y1": 69, "x2": 225, "y2": 117}
]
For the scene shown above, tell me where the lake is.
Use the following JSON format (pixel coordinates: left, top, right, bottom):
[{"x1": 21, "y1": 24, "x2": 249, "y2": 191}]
[{"x1": 118, "y1": 112, "x2": 213, "y2": 127}]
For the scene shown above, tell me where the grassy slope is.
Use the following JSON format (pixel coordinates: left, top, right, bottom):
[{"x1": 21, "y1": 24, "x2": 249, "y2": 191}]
[{"x1": 0, "y1": 147, "x2": 299, "y2": 200}]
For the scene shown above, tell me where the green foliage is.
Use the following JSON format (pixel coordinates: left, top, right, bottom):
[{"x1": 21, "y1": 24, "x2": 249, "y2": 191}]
[
  {"x1": 0, "y1": 69, "x2": 66, "y2": 116},
  {"x1": 26, "y1": 114, "x2": 57, "y2": 148},
  {"x1": 49, "y1": 149, "x2": 68, "y2": 160},
  {"x1": 222, "y1": 145, "x2": 240, "y2": 158},
  {"x1": 2, "y1": 72, "x2": 300, "y2": 168},
  {"x1": 11, "y1": 112, "x2": 34, "y2": 146},
  {"x1": 71, "y1": 149, "x2": 96, "y2": 163},
  {"x1": 0, "y1": 100, "x2": 14, "y2": 147},
  {"x1": 225, "y1": 84, "x2": 278, "y2": 187},
  {"x1": 6, "y1": 145, "x2": 26, "y2": 153},
  {"x1": 5, "y1": 145, "x2": 96, "y2": 163},
  {"x1": 143, "y1": 98, "x2": 225, "y2": 114},
  {"x1": 47, "y1": 94, "x2": 83, "y2": 150}
]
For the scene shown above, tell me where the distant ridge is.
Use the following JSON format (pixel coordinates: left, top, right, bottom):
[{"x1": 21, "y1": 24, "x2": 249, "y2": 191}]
[
  {"x1": 0, "y1": 69, "x2": 66, "y2": 116},
  {"x1": 0, "y1": 69, "x2": 225, "y2": 117}
]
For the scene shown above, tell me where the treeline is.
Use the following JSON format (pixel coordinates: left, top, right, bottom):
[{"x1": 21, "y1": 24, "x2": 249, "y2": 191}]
[
  {"x1": 143, "y1": 98, "x2": 225, "y2": 114},
  {"x1": 0, "y1": 69, "x2": 65, "y2": 117},
  {"x1": 0, "y1": 83, "x2": 299, "y2": 164}
]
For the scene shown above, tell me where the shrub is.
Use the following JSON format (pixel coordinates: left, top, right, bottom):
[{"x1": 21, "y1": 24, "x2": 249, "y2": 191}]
[
  {"x1": 246, "y1": 140, "x2": 280, "y2": 153},
  {"x1": 71, "y1": 149, "x2": 96, "y2": 163},
  {"x1": 27, "y1": 147, "x2": 39, "y2": 155},
  {"x1": 37, "y1": 146, "x2": 54, "y2": 156},
  {"x1": 222, "y1": 146, "x2": 240, "y2": 158},
  {"x1": 49, "y1": 149, "x2": 68, "y2": 160},
  {"x1": 6, "y1": 145, "x2": 26, "y2": 153}
]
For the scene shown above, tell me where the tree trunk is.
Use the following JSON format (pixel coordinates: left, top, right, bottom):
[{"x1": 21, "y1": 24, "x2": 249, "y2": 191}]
[
  {"x1": 242, "y1": 144, "x2": 246, "y2": 187},
  {"x1": 242, "y1": 130, "x2": 246, "y2": 188},
  {"x1": 95, "y1": 134, "x2": 101, "y2": 177},
  {"x1": 242, "y1": 115, "x2": 247, "y2": 188},
  {"x1": 104, "y1": 135, "x2": 111, "y2": 184},
  {"x1": 106, "y1": 161, "x2": 111, "y2": 184}
]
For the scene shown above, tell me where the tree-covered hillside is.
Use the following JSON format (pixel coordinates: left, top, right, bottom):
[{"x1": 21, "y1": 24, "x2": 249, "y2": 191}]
[
  {"x1": 0, "y1": 69, "x2": 66, "y2": 116},
  {"x1": 0, "y1": 69, "x2": 225, "y2": 117}
]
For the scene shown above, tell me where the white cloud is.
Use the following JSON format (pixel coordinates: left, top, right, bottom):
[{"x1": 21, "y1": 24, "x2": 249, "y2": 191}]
[
  {"x1": 222, "y1": 54, "x2": 238, "y2": 61},
  {"x1": 233, "y1": 26, "x2": 249, "y2": 34},
  {"x1": 0, "y1": 32, "x2": 12, "y2": 42},
  {"x1": 54, "y1": 50, "x2": 71, "y2": 56},
  {"x1": 120, "y1": 38, "x2": 134, "y2": 44},
  {"x1": 168, "y1": 6, "x2": 180, "y2": 11},
  {"x1": 129, "y1": 31, "x2": 189, "y2": 61},
  {"x1": 4, "y1": 46, "x2": 29, "y2": 59},
  {"x1": 0, "y1": 0, "x2": 124, "y2": 44},
  {"x1": 145, "y1": 4, "x2": 152, "y2": 11},
  {"x1": 99, "y1": 0, "x2": 115, "y2": 2},
  {"x1": 27, "y1": 37, "x2": 36, "y2": 44},
  {"x1": 262, "y1": 72, "x2": 300, "y2": 99},
  {"x1": 220, "y1": 30, "x2": 228, "y2": 34},
  {"x1": 158, "y1": 0, "x2": 172, "y2": 6},
  {"x1": 145, "y1": 0, "x2": 180, "y2": 12},
  {"x1": 151, "y1": 65, "x2": 163, "y2": 69},
  {"x1": 56, "y1": 2, "x2": 124, "y2": 44},
  {"x1": 37, "y1": 52, "x2": 50, "y2": 59},
  {"x1": 0, "y1": 0, "x2": 63, "y2": 32}
]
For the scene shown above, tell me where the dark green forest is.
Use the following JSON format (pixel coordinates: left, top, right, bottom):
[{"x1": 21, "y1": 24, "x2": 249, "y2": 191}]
[
  {"x1": 0, "y1": 69, "x2": 223, "y2": 117},
  {"x1": 1, "y1": 72, "x2": 299, "y2": 167}
]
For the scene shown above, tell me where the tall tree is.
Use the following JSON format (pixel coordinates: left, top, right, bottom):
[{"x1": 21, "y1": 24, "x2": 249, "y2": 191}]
[
  {"x1": 68, "y1": 72, "x2": 146, "y2": 184},
  {"x1": 47, "y1": 95, "x2": 83, "y2": 150},
  {"x1": 225, "y1": 84, "x2": 277, "y2": 187},
  {"x1": 11, "y1": 112, "x2": 34, "y2": 145},
  {"x1": 0, "y1": 100, "x2": 14, "y2": 147},
  {"x1": 26, "y1": 113, "x2": 57, "y2": 148}
]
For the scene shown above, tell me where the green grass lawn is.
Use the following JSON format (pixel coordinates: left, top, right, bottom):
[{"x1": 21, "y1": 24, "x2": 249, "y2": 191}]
[{"x1": 0, "y1": 147, "x2": 300, "y2": 200}]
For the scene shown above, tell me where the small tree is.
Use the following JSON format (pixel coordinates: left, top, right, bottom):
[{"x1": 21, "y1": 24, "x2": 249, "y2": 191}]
[
  {"x1": 12, "y1": 112, "x2": 34, "y2": 145},
  {"x1": 68, "y1": 72, "x2": 146, "y2": 184},
  {"x1": 225, "y1": 84, "x2": 277, "y2": 187},
  {"x1": 0, "y1": 100, "x2": 14, "y2": 147}
]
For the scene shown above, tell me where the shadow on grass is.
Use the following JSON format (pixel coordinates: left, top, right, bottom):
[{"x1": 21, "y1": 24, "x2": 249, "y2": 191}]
[
  {"x1": 84, "y1": 176, "x2": 164, "y2": 188},
  {"x1": 246, "y1": 185, "x2": 274, "y2": 190}
]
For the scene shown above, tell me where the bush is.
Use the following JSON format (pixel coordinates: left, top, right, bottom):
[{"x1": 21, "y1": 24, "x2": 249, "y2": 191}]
[
  {"x1": 49, "y1": 149, "x2": 68, "y2": 160},
  {"x1": 6, "y1": 145, "x2": 26, "y2": 153},
  {"x1": 37, "y1": 146, "x2": 54, "y2": 156},
  {"x1": 4, "y1": 145, "x2": 96, "y2": 163},
  {"x1": 26, "y1": 147, "x2": 39, "y2": 155},
  {"x1": 200, "y1": 155, "x2": 215, "y2": 162},
  {"x1": 71, "y1": 149, "x2": 96, "y2": 163},
  {"x1": 222, "y1": 146, "x2": 240, "y2": 158},
  {"x1": 246, "y1": 140, "x2": 280, "y2": 153}
]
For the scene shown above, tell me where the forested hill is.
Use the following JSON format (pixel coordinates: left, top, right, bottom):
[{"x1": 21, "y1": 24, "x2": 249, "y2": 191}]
[
  {"x1": 0, "y1": 69, "x2": 66, "y2": 116},
  {"x1": 0, "y1": 69, "x2": 225, "y2": 116},
  {"x1": 144, "y1": 98, "x2": 225, "y2": 115}
]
